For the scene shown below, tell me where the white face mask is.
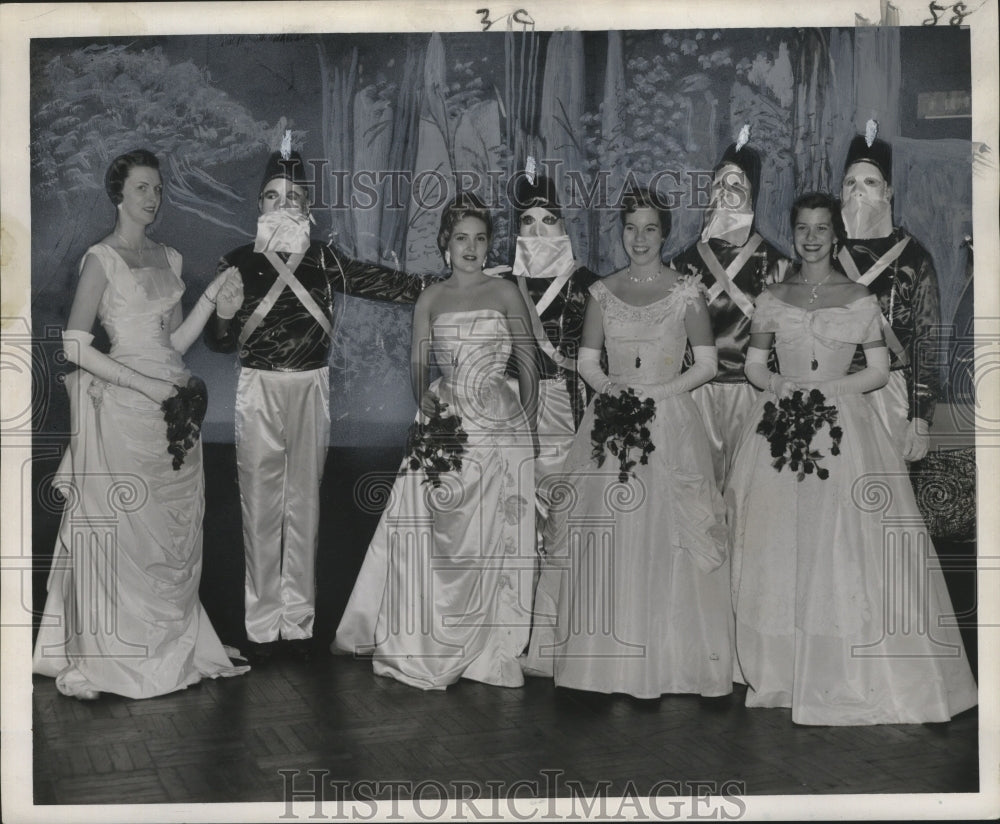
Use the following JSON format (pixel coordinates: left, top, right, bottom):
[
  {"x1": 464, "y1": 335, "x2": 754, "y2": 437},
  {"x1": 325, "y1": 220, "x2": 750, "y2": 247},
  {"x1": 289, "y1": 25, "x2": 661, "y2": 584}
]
[
  {"x1": 512, "y1": 234, "x2": 576, "y2": 279},
  {"x1": 254, "y1": 208, "x2": 312, "y2": 254},
  {"x1": 701, "y1": 210, "x2": 753, "y2": 246},
  {"x1": 840, "y1": 192, "x2": 893, "y2": 240},
  {"x1": 700, "y1": 164, "x2": 754, "y2": 246},
  {"x1": 840, "y1": 162, "x2": 893, "y2": 239}
]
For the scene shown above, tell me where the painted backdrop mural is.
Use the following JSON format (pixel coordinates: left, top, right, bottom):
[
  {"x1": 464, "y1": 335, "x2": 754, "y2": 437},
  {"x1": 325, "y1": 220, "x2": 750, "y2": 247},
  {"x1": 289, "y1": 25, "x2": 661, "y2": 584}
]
[{"x1": 30, "y1": 26, "x2": 972, "y2": 445}]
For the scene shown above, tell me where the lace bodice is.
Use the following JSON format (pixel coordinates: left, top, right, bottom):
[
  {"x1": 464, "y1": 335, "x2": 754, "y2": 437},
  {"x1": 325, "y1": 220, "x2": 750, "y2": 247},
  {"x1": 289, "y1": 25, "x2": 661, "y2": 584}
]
[
  {"x1": 751, "y1": 291, "x2": 882, "y2": 380},
  {"x1": 589, "y1": 276, "x2": 704, "y2": 385}
]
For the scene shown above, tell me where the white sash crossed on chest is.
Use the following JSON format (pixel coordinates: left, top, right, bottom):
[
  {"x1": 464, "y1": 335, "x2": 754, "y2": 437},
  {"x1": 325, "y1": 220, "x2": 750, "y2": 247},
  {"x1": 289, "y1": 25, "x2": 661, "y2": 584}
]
[
  {"x1": 238, "y1": 251, "x2": 336, "y2": 347},
  {"x1": 836, "y1": 237, "x2": 912, "y2": 366},
  {"x1": 696, "y1": 233, "x2": 763, "y2": 318},
  {"x1": 516, "y1": 267, "x2": 578, "y2": 370}
]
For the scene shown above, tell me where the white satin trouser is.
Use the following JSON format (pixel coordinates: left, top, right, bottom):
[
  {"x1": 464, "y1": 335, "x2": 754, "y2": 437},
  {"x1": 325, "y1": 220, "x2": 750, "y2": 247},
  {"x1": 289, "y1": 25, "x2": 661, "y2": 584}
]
[
  {"x1": 236, "y1": 366, "x2": 330, "y2": 643},
  {"x1": 534, "y1": 377, "x2": 581, "y2": 520},
  {"x1": 521, "y1": 377, "x2": 581, "y2": 677},
  {"x1": 690, "y1": 381, "x2": 761, "y2": 488},
  {"x1": 864, "y1": 370, "x2": 909, "y2": 457}
]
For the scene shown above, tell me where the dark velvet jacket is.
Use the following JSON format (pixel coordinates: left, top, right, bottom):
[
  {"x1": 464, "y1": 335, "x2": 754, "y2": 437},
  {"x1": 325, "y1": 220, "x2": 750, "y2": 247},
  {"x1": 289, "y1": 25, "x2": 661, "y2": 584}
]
[
  {"x1": 841, "y1": 227, "x2": 942, "y2": 424},
  {"x1": 512, "y1": 266, "x2": 600, "y2": 427},
  {"x1": 671, "y1": 235, "x2": 789, "y2": 383},
  {"x1": 205, "y1": 241, "x2": 423, "y2": 372}
]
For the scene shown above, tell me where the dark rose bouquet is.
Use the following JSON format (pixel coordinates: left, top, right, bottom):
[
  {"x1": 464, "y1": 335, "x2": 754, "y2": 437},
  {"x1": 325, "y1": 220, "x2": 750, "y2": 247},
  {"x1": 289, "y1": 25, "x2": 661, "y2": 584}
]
[
  {"x1": 161, "y1": 376, "x2": 208, "y2": 470},
  {"x1": 403, "y1": 397, "x2": 469, "y2": 487},
  {"x1": 756, "y1": 388, "x2": 843, "y2": 481},
  {"x1": 591, "y1": 388, "x2": 656, "y2": 483}
]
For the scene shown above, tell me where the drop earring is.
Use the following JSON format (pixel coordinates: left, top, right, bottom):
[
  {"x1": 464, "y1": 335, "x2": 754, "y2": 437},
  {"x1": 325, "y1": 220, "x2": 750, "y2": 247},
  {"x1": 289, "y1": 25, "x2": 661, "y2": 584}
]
[{"x1": 445, "y1": 250, "x2": 451, "y2": 268}]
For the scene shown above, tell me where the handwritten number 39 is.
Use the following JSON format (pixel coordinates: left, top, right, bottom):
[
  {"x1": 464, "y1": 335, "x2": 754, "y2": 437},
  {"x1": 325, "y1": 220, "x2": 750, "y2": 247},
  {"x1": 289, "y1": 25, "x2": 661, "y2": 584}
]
[{"x1": 477, "y1": 8, "x2": 535, "y2": 31}]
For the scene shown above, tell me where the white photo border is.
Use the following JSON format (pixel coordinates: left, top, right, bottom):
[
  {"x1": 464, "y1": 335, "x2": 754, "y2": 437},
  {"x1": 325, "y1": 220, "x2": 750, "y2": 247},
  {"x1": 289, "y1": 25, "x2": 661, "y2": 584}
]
[{"x1": 2, "y1": 1, "x2": 998, "y2": 821}]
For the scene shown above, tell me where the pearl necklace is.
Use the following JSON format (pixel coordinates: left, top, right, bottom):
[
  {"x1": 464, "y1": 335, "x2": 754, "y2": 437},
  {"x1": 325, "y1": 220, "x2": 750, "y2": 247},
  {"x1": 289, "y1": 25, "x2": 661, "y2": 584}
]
[
  {"x1": 626, "y1": 264, "x2": 663, "y2": 283},
  {"x1": 800, "y1": 269, "x2": 834, "y2": 304}
]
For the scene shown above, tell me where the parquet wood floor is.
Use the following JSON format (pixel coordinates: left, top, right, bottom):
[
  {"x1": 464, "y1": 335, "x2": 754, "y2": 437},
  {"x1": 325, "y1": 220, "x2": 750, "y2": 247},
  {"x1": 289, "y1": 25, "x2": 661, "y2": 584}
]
[
  {"x1": 29, "y1": 445, "x2": 981, "y2": 806},
  {"x1": 32, "y1": 655, "x2": 979, "y2": 805}
]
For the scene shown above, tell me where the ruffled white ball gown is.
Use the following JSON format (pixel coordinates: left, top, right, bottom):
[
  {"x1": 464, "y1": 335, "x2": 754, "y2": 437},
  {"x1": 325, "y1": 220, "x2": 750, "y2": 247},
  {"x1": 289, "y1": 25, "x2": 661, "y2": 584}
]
[
  {"x1": 726, "y1": 291, "x2": 978, "y2": 724},
  {"x1": 33, "y1": 243, "x2": 248, "y2": 699},
  {"x1": 334, "y1": 309, "x2": 536, "y2": 689},
  {"x1": 547, "y1": 277, "x2": 734, "y2": 698}
]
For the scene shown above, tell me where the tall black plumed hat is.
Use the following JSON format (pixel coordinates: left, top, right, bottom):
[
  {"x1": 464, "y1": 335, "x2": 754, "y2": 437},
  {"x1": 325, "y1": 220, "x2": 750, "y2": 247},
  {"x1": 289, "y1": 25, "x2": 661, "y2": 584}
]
[
  {"x1": 716, "y1": 140, "x2": 762, "y2": 210},
  {"x1": 259, "y1": 150, "x2": 309, "y2": 194},
  {"x1": 843, "y1": 133, "x2": 892, "y2": 184},
  {"x1": 512, "y1": 172, "x2": 562, "y2": 219}
]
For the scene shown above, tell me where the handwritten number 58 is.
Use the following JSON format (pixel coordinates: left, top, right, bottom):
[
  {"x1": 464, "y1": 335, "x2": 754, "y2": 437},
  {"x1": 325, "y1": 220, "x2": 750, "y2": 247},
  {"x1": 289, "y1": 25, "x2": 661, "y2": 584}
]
[{"x1": 924, "y1": 1, "x2": 972, "y2": 25}]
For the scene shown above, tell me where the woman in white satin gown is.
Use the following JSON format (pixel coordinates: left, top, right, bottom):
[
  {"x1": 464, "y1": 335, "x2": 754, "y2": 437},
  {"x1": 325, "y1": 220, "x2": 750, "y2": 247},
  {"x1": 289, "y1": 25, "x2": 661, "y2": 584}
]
[
  {"x1": 547, "y1": 188, "x2": 733, "y2": 699},
  {"x1": 726, "y1": 192, "x2": 977, "y2": 724},
  {"x1": 32, "y1": 149, "x2": 248, "y2": 700},
  {"x1": 333, "y1": 193, "x2": 539, "y2": 690}
]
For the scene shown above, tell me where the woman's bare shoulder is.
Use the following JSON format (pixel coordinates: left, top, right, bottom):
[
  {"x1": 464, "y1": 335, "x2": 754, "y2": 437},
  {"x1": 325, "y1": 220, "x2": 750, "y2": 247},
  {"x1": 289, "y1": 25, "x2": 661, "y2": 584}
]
[
  {"x1": 489, "y1": 276, "x2": 521, "y2": 297},
  {"x1": 598, "y1": 269, "x2": 628, "y2": 296},
  {"x1": 767, "y1": 280, "x2": 793, "y2": 300},
  {"x1": 415, "y1": 280, "x2": 447, "y2": 311}
]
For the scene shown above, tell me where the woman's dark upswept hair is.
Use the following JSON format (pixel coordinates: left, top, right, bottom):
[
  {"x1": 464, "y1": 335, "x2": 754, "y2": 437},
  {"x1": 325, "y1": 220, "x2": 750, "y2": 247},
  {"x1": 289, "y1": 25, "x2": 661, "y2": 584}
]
[
  {"x1": 790, "y1": 191, "x2": 847, "y2": 247},
  {"x1": 105, "y1": 149, "x2": 161, "y2": 206},
  {"x1": 620, "y1": 185, "x2": 672, "y2": 237},
  {"x1": 437, "y1": 192, "x2": 494, "y2": 260}
]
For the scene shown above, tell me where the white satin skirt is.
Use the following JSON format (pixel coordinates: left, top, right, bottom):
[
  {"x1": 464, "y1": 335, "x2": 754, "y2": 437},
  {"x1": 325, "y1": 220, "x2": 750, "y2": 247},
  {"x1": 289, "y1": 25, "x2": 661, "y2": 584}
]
[
  {"x1": 333, "y1": 375, "x2": 536, "y2": 690},
  {"x1": 546, "y1": 392, "x2": 733, "y2": 698},
  {"x1": 33, "y1": 370, "x2": 247, "y2": 699},
  {"x1": 727, "y1": 387, "x2": 978, "y2": 724}
]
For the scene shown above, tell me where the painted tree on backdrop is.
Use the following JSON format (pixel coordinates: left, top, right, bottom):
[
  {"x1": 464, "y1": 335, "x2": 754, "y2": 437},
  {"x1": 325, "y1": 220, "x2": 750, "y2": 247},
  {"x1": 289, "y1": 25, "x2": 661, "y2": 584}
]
[
  {"x1": 31, "y1": 43, "x2": 302, "y2": 437},
  {"x1": 575, "y1": 30, "x2": 802, "y2": 272},
  {"x1": 32, "y1": 44, "x2": 300, "y2": 298}
]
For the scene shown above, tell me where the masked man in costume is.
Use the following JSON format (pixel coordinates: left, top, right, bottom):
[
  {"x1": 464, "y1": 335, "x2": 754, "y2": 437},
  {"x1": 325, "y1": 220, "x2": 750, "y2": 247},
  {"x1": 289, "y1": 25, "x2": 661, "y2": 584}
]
[
  {"x1": 205, "y1": 150, "x2": 424, "y2": 660},
  {"x1": 508, "y1": 171, "x2": 599, "y2": 678},
  {"x1": 670, "y1": 137, "x2": 790, "y2": 485},
  {"x1": 838, "y1": 130, "x2": 941, "y2": 462}
]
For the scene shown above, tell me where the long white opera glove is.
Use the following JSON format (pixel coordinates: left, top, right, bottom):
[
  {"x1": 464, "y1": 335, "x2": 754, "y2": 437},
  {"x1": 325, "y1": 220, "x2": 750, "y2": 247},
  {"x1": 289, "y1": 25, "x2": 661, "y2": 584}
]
[
  {"x1": 62, "y1": 329, "x2": 174, "y2": 403},
  {"x1": 170, "y1": 268, "x2": 242, "y2": 354},
  {"x1": 639, "y1": 346, "x2": 717, "y2": 401},
  {"x1": 814, "y1": 345, "x2": 890, "y2": 397},
  {"x1": 744, "y1": 345, "x2": 796, "y2": 398},
  {"x1": 578, "y1": 347, "x2": 621, "y2": 395},
  {"x1": 215, "y1": 267, "x2": 244, "y2": 320},
  {"x1": 902, "y1": 417, "x2": 931, "y2": 462}
]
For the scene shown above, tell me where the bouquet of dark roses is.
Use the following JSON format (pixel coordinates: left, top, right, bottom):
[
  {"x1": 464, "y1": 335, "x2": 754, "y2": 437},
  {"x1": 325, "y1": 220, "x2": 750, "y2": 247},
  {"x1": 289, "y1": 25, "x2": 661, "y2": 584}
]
[
  {"x1": 403, "y1": 397, "x2": 469, "y2": 488},
  {"x1": 161, "y1": 376, "x2": 208, "y2": 470},
  {"x1": 591, "y1": 388, "x2": 656, "y2": 483},
  {"x1": 756, "y1": 388, "x2": 843, "y2": 481}
]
